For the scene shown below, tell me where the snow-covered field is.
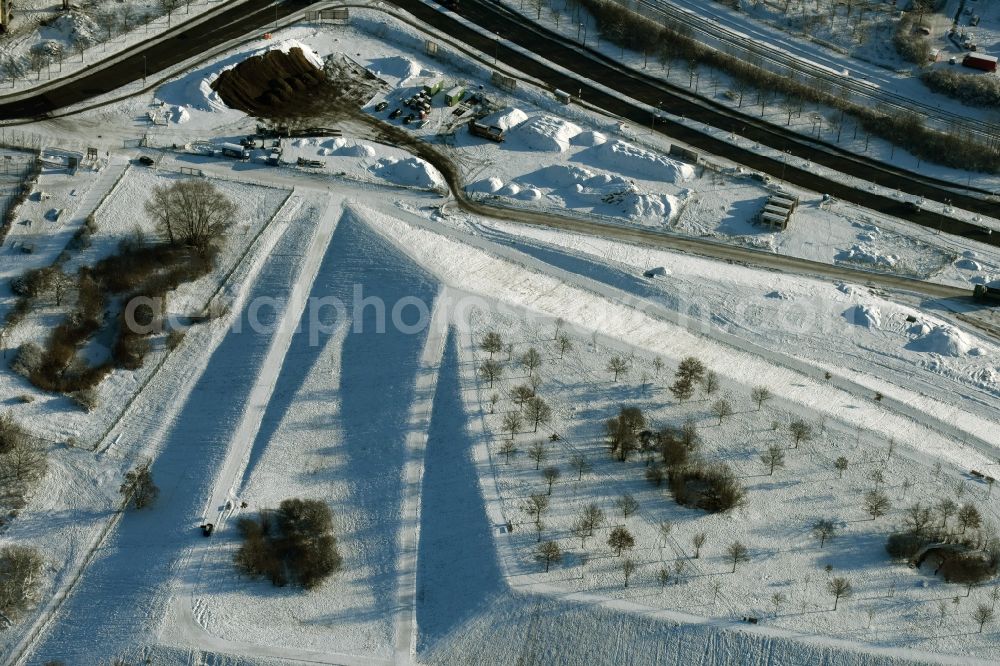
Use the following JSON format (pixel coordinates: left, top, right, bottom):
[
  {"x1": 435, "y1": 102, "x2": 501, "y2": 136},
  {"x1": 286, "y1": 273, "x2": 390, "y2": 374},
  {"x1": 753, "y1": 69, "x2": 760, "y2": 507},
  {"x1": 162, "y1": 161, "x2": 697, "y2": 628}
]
[{"x1": 2, "y1": 8, "x2": 1000, "y2": 666}]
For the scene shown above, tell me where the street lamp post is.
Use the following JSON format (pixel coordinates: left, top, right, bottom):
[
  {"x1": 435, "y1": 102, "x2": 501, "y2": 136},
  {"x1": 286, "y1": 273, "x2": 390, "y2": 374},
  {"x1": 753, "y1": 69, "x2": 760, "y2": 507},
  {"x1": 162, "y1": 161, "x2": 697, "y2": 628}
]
[
  {"x1": 142, "y1": 55, "x2": 147, "y2": 86},
  {"x1": 582, "y1": 23, "x2": 587, "y2": 47}
]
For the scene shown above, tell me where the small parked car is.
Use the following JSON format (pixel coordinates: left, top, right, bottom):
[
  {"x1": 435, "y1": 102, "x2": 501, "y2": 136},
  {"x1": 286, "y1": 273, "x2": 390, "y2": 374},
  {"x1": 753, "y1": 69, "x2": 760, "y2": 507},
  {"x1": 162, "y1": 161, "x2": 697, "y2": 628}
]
[
  {"x1": 138, "y1": 156, "x2": 155, "y2": 166},
  {"x1": 201, "y1": 523, "x2": 214, "y2": 537},
  {"x1": 389, "y1": 108, "x2": 402, "y2": 119},
  {"x1": 375, "y1": 101, "x2": 389, "y2": 112},
  {"x1": 403, "y1": 114, "x2": 415, "y2": 124}
]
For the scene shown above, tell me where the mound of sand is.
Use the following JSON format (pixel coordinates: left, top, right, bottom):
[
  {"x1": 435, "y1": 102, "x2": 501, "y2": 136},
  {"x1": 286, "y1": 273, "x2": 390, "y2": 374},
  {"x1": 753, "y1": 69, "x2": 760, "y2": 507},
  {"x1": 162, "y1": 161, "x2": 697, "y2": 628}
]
[
  {"x1": 507, "y1": 115, "x2": 583, "y2": 152},
  {"x1": 842, "y1": 304, "x2": 881, "y2": 329},
  {"x1": 370, "y1": 157, "x2": 443, "y2": 189},
  {"x1": 906, "y1": 325, "x2": 973, "y2": 357},
  {"x1": 481, "y1": 107, "x2": 529, "y2": 131}
]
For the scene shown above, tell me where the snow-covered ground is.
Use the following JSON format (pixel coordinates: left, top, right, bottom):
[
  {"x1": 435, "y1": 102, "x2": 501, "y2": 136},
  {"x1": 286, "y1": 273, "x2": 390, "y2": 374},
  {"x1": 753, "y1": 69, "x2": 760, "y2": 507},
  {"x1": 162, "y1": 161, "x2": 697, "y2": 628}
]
[{"x1": 2, "y1": 8, "x2": 1000, "y2": 666}]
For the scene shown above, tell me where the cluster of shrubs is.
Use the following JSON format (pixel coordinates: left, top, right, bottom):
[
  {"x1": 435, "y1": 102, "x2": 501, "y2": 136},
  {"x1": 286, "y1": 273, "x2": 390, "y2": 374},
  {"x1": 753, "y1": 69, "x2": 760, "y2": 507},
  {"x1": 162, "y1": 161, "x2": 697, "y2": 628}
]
[
  {"x1": 886, "y1": 501, "x2": 999, "y2": 586},
  {"x1": 10, "y1": 237, "x2": 216, "y2": 400},
  {"x1": 607, "y1": 405, "x2": 745, "y2": 513},
  {"x1": 234, "y1": 498, "x2": 343, "y2": 589},
  {"x1": 0, "y1": 544, "x2": 44, "y2": 622},
  {"x1": 0, "y1": 412, "x2": 48, "y2": 523},
  {"x1": 574, "y1": 0, "x2": 1000, "y2": 172},
  {"x1": 920, "y1": 68, "x2": 1000, "y2": 108},
  {"x1": 892, "y1": 14, "x2": 931, "y2": 64}
]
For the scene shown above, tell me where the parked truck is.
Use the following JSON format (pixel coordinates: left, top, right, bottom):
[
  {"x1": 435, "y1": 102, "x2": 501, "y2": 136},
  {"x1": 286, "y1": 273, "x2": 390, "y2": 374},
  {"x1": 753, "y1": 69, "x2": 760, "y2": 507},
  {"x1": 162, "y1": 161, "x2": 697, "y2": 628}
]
[
  {"x1": 962, "y1": 53, "x2": 998, "y2": 72},
  {"x1": 468, "y1": 120, "x2": 505, "y2": 142},
  {"x1": 973, "y1": 284, "x2": 1000, "y2": 305},
  {"x1": 220, "y1": 143, "x2": 250, "y2": 160}
]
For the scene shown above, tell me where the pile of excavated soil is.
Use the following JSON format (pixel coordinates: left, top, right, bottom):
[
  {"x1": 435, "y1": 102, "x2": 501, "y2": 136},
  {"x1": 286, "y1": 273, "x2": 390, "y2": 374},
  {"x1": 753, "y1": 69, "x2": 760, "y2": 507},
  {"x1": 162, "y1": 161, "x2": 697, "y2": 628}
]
[{"x1": 211, "y1": 47, "x2": 327, "y2": 117}]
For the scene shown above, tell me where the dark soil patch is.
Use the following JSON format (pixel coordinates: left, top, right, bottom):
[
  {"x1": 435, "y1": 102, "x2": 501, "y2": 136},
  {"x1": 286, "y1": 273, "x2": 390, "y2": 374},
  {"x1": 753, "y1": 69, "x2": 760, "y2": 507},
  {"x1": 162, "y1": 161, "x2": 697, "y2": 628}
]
[{"x1": 212, "y1": 47, "x2": 328, "y2": 118}]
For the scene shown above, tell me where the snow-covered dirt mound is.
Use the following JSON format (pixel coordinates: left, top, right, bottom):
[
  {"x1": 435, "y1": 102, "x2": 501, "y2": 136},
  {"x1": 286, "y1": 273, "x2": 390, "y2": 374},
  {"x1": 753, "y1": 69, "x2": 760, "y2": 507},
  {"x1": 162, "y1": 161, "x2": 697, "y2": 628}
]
[
  {"x1": 906, "y1": 324, "x2": 976, "y2": 357},
  {"x1": 370, "y1": 157, "x2": 444, "y2": 189},
  {"x1": 842, "y1": 304, "x2": 881, "y2": 329},
  {"x1": 169, "y1": 106, "x2": 190, "y2": 124},
  {"x1": 570, "y1": 130, "x2": 608, "y2": 147},
  {"x1": 520, "y1": 164, "x2": 597, "y2": 189},
  {"x1": 467, "y1": 177, "x2": 505, "y2": 194},
  {"x1": 955, "y1": 257, "x2": 982, "y2": 271},
  {"x1": 367, "y1": 55, "x2": 423, "y2": 81},
  {"x1": 325, "y1": 138, "x2": 377, "y2": 158},
  {"x1": 579, "y1": 139, "x2": 695, "y2": 182},
  {"x1": 267, "y1": 38, "x2": 325, "y2": 69},
  {"x1": 836, "y1": 244, "x2": 900, "y2": 268},
  {"x1": 506, "y1": 115, "x2": 583, "y2": 152},
  {"x1": 481, "y1": 107, "x2": 529, "y2": 131}
]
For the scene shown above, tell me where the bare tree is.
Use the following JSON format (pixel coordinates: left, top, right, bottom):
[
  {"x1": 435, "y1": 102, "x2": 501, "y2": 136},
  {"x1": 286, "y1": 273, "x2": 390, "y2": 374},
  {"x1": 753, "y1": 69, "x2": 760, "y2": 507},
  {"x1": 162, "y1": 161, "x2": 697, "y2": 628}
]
[
  {"x1": 711, "y1": 398, "x2": 734, "y2": 425},
  {"x1": 502, "y1": 411, "x2": 521, "y2": 440},
  {"x1": 812, "y1": 519, "x2": 837, "y2": 547},
  {"x1": 827, "y1": 577, "x2": 852, "y2": 610},
  {"x1": 535, "y1": 540, "x2": 562, "y2": 572},
  {"x1": 937, "y1": 498, "x2": 958, "y2": 528},
  {"x1": 772, "y1": 591, "x2": 787, "y2": 615},
  {"x1": 569, "y1": 453, "x2": 591, "y2": 480},
  {"x1": 863, "y1": 490, "x2": 891, "y2": 520},
  {"x1": 622, "y1": 558, "x2": 636, "y2": 588},
  {"x1": 510, "y1": 384, "x2": 534, "y2": 410},
  {"x1": 481, "y1": 332, "x2": 503, "y2": 358},
  {"x1": 525, "y1": 396, "x2": 552, "y2": 433},
  {"x1": 692, "y1": 531, "x2": 707, "y2": 558},
  {"x1": 607, "y1": 355, "x2": 629, "y2": 382},
  {"x1": 652, "y1": 356, "x2": 664, "y2": 377},
  {"x1": 0, "y1": 546, "x2": 45, "y2": 621},
  {"x1": 523, "y1": 493, "x2": 549, "y2": 535},
  {"x1": 904, "y1": 502, "x2": 933, "y2": 537},
  {"x1": 556, "y1": 332, "x2": 573, "y2": 358},
  {"x1": 616, "y1": 493, "x2": 639, "y2": 520},
  {"x1": 145, "y1": 180, "x2": 235, "y2": 253},
  {"x1": 608, "y1": 526, "x2": 635, "y2": 556},
  {"x1": 974, "y1": 604, "x2": 994, "y2": 633},
  {"x1": 957, "y1": 503, "x2": 982, "y2": 534},
  {"x1": 701, "y1": 371, "x2": 719, "y2": 397},
  {"x1": 527, "y1": 441, "x2": 547, "y2": 470},
  {"x1": 750, "y1": 386, "x2": 772, "y2": 410},
  {"x1": 520, "y1": 347, "x2": 542, "y2": 375},
  {"x1": 499, "y1": 440, "x2": 517, "y2": 464},
  {"x1": 726, "y1": 541, "x2": 749, "y2": 572},
  {"x1": 0, "y1": 436, "x2": 48, "y2": 490},
  {"x1": 789, "y1": 420, "x2": 813, "y2": 448},
  {"x1": 834, "y1": 456, "x2": 848, "y2": 478},
  {"x1": 479, "y1": 359, "x2": 503, "y2": 388},
  {"x1": 658, "y1": 567, "x2": 670, "y2": 590},
  {"x1": 120, "y1": 459, "x2": 159, "y2": 509},
  {"x1": 541, "y1": 466, "x2": 561, "y2": 495},
  {"x1": 761, "y1": 444, "x2": 785, "y2": 476},
  {"x1": 580, "y1": 503, "x2": 605, "y2": 536}
]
